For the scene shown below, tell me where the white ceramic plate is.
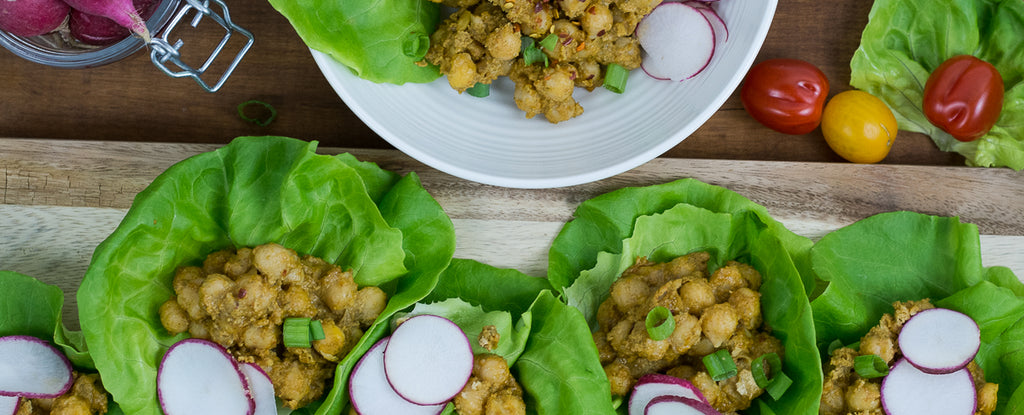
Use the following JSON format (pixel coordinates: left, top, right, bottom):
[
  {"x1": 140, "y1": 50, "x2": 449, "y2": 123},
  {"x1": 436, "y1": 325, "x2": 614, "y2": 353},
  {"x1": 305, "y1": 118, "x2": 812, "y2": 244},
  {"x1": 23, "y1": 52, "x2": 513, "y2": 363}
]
[{"x1": 313, "y1": 0, "x2": 777, "y2": 188}]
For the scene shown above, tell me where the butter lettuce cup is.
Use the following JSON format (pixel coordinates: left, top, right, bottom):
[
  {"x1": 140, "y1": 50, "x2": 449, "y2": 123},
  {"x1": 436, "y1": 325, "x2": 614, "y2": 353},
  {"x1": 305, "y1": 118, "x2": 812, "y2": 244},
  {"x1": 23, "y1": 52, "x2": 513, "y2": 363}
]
[
  {"x1": 76, "y1": 136, "x2": 456, "y2": 415},
  {"x1": 1, "y1": 271, "x2": 120, "y2": 414},
  {"x1": 357, "y1": 258, "x2": 616, "y2": 415},
  {"x1": 810, "y1": 211, "x2": 1024, "y2": 415},
  {"x1": 548, "y1": 180, "x2": 821, "y2": 415}
]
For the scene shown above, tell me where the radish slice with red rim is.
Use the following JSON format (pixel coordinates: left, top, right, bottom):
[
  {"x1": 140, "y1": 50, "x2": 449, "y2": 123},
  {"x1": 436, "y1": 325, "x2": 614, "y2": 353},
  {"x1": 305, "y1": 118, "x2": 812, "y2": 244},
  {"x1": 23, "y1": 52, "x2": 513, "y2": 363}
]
[
  {"x1": 880, "y1": 358, "x2": 976, "y2": 415},
  {"x1": 349, "y1": 338, "x2": 447, "y2": 415},
  {"x1": 898, "y1": 308, "x2": 980, "y2": 374},
  {"x1": 383, "y1": 314, "x2": 473, "y2": 405},
  {"x1": 694, "y1": 6, "x2": 728, "y2": 43},
  {"x1": 0, "y1": 335, "x2": 74, "y2": 399},
  {"x1": 629, "y1": 373, "x2": 708, "y2": 415},
  {"x1": 645, "y1": 395, "x2": 723, "y2": 415},
  {"x1": 239, "y1": 363, "x2": 276, "y2": 415},
  {"x1": 157, "y1": 339, "x2": 254, "y2": 415},
  {"x1": 0, "y1": 395, "x2": 19, "y2": 415},
  {"x1": 637, "y1": 2, "x2": 716, "y2": 81}
]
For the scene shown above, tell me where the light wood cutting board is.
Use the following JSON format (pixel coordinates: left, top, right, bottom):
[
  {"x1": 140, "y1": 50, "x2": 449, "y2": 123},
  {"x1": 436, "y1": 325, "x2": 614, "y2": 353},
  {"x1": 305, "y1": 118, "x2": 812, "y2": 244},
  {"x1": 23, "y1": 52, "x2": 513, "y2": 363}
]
[{"x1": 1, "y1": 138, "x2": 1022, "y2": 328}]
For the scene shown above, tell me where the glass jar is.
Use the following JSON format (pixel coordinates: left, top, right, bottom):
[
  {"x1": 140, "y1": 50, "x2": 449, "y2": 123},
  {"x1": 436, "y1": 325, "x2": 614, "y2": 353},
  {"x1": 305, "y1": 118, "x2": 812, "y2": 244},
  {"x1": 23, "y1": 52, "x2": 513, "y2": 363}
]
[{"x1": 0, "y1": 0, "x2": 181, "y2": 68}]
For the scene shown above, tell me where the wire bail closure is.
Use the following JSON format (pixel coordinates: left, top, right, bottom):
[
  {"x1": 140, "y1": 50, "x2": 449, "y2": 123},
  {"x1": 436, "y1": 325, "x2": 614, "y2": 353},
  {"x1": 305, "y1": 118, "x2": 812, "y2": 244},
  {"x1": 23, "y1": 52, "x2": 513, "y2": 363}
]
[{"x1": 148, "y1": 0, "x2": 254, "y2": 92}]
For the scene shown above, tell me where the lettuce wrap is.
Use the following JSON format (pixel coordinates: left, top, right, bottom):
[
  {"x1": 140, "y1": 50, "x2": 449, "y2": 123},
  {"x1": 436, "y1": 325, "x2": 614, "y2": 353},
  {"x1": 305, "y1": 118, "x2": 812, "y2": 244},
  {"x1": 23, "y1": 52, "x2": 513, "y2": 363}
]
[
  {"x1": 0, "y1": 271, "x2": 124, "y2": 414},
  {"x1": 393, "y1": 258, "x2": 617, "y2": 415},
  {"x1": 547, "y1": 178, "x2": 816, "y2": 297},
  {"x1": 76, "y1": 136, "x2": 456, "y2": 415},
  {"x1": 810, "y1": 211, "x2": 1024, "y2": 414},
  {"x1": 850, "y1": 0, "x2": 1024, "y2": 169},
  {"x1": 548, "y1": 180, "x2": 822, "y2": 414},
  {"x1": 269, "y1": 0, "x2": 441, "y2": 84}
]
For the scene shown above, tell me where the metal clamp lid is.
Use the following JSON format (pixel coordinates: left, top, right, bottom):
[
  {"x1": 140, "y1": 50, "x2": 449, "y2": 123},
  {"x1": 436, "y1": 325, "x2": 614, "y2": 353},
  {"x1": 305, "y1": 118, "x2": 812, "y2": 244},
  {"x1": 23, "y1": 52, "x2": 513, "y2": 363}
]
[{"x1": 148, "y1": 0, "x2": 254, "y2": 92}]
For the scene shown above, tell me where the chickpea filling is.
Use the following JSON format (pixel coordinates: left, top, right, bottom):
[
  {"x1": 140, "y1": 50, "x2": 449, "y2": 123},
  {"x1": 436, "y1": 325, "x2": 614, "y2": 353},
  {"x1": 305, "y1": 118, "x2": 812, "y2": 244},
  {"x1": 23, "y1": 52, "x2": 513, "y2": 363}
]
[
  {"x1": 425, "y1": 0, "x2": 656, "y2": 123},
  {"x1": 820, "y1": 300, "x2": 998, "y2": 415},
  {"x1": 158, "y1": 243, "x2": 387, "y2": 409},
  {"x1": 16, "y1": 373, "x2": 108, "y2": 415},
  {"x1": 594, "y1": 251, "x2": 783, "y2": 414}
]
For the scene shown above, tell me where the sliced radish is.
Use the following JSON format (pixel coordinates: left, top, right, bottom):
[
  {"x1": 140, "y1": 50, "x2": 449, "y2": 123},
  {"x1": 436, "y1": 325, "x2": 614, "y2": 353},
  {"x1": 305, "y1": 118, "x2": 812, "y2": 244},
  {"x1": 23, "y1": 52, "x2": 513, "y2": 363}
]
[
  {"x1": 880, "y1": 358, "x2": 976, "y2": 415},
  {"x1": 239, "y1": 363, "x2": 276, "y2": 415},
  {"x1": 694, "y1": 6, "x2": 728, "y2": 43},
  {"x1": 636, "y1": 2, "x2": 716, "y2": 81},
  {"x1": 349, "y1": 338, "x2": 447, "y2": 415},
  {"x1": 629, "y1": 373, "x2": 708, "y2": 415},
  {"x1": 383, "y1": 314, "x2": 473, "y2": 405},
  {"x1": 898, "y1": 308, "x2": 980, "y2": 374},
  {"x1": 645, "y1": 395, "x2": 723, "y2": 415},
  {"x1": 0, "y1": 396, "x2": 19, "y2": 415},
  {"x1": 0, "y1": 335, "x2": 74, "y2": 399},
  {"x1": 157, "y1": 339, "x2": 254, "y2": 415}
]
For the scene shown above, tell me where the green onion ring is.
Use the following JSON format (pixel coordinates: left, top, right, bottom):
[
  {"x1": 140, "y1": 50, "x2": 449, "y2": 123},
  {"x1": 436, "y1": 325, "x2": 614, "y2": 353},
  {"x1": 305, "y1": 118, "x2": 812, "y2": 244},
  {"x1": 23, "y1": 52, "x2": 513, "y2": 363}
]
[
  {"x1": 645, "y1": 306, "x2": 675, "y2": 340},
  {"x1": 309, "y1": 319, "x2": 326, "y2": 341},
  {"x1": 703, "y1": 349, "x2": 737, "y2": 381},
  {"x1": 603, "y1": 63, "x2": 629, "y2": 94},
  {"x1": 283, "y1": 317, "x2": 313, "y2": 348},
  {"x1": 237, "y1": 100, "x2": 277, "y2": 127},
  {"x1": 765, "y1": 372, "x2": 793, "y2": 400},
  {"x1": 854, "y1": 354, "x2": 889, "y2": 379}
]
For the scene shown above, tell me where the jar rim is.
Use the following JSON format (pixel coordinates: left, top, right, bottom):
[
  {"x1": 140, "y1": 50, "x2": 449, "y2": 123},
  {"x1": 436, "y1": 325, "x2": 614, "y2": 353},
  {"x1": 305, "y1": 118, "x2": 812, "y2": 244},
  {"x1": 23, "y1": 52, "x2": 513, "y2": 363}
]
[{"x1": 0, "y1": 0, "x2": 181, "y2": 68}]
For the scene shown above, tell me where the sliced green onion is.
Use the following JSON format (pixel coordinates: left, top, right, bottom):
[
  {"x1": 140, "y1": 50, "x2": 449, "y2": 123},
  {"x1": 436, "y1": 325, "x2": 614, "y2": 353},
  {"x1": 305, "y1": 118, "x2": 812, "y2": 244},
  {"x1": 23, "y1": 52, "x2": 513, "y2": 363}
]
[
  {"x1": 603, "y1": 63, "x2": 629, "y2": 94},
  {"x1": 854, "y1": 354, "x2": 889, "y2": 379},
  {"x1": 309, "y1": 320, "x2": 326, "y2": 341},
  {"x1": 751, "y1": 353, "x2": 781, "y2": 388},
  {"x1": 703, "y1": 349, "x2": 737, "y2": 381},
  {"x1": 645, "y1": 306, "x2": 675, "y2": 340},
  {"x1": 764, "y1": 372, "x2": 793, "y2": 400},
  {"x1": 521, "y1": 36, "x2": 549, "y2": 67},
  {"x1": 283, "y1": 317, "x2": 312, "y2": 348},
  {"x1": 237, "y1": 100, "x2": 277, "y2": 127},
  {"x1": 402, "y1": 32, "x2": 430, "y2": 60},
  {"x1": 466, "y1": 82, "x2": 490, "y2": 98},
  {"x1": 751, "y1": 353, "x2": 790, "y2": 399},
  {"x1": 826, "y1": 339, "x2": 845, "y2": 356},
  {"x1": 538, "y1": 33, "x2": 558, "y2": 51}
]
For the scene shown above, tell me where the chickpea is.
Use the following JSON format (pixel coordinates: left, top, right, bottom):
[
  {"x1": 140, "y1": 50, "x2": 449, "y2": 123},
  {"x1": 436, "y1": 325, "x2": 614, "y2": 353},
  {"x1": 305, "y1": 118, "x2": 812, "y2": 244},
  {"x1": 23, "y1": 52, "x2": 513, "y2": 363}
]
[
  {"x1": 352, "y1": 286, "x2": 388, "y2": 326},
  {"x1": 50, "y1": 395, "x2": 91, "y2": 415},
  {"x1": 252, "y1": 243, "x2": 302, "y2": 284},
  {"x1": 610, "y1": 275, "x2": 650, "y2": 313},
  {"x1": 536, "y1": 65, "x2": 575, "y2": 101},
  {"x1": 859, "y1": 326, "x2": 897, "y2": 364},
  {"x1": 484, "y1": 388, "x2": 526, "y2": 415},
  {"x1": 728, "y1": 287, "x2": 762, "y2": 329},
  {"x1": 242, "y1": 324, "x2": 279, "y2": 350},
  {"x1": 580, "y1": 3, "x2": 613, "y2": 37},
  {"x1": 199, "y1": 273, "x2": 234, "y2": 317},
  {"x1": 172, "y1": 266, "x2": 206, "y2": 320},
  {"x1": 844, "y1": 378, "x2": 881, "y2": 412},
  {"x1": 223, "y1": 247, "x2": 253, "y2": 277},
  {"x1": 978, "y1": 382, "x2": 999, "y2": 414},
  {"x1": 447, "y1": 52, "x2": 479, "y2": 91},
  {"x1": 679, "y1": 279, "x2": 716, "y2": 315},
  {"x1": 700, "y1": 303, "x2": 739, "y2": 347},
  {"x1": 159, "y1": 300, "x2": 190, "y2": 334},
  {"x1": 485, "y1": 23, "x2": 521, "y2": 60},
  {"x1": 604, "y1": 361, "x2": 633, "y2": 396},
  {"x1": 321, "y1": 268, "x2": 358, "y2": 313},
  {"x1": 556, "y1": 0, "x2": 590, "y2": 18},
  {"x1": 313, "y1": 319, "x2": 347, "y2": 361},
  {"x1": 513, "y1": 82, "x2": 543, "y2": 118},
  {"x1": 710, "y1": 265, "x2": 748, "y2": 302},
  {"x1": 668, "y1": 312, "x2": 702, "y2": 354}
]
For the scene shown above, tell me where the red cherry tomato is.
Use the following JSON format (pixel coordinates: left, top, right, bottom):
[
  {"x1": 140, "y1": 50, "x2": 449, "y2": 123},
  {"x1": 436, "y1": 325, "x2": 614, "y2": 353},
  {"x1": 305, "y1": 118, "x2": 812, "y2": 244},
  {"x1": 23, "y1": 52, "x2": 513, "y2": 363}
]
[
  {"x1": 740, "y1": 58, "x2": 830, "y2": 135},
  {"x1": 922, "y1": 55, "x2": 1004, "y2": 142}
]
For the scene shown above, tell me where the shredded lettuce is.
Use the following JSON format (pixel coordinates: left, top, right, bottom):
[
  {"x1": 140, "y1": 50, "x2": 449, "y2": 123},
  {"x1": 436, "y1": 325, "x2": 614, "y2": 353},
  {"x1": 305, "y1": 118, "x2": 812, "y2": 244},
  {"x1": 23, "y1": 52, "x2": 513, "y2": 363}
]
[
  {"x1": 810, "y1": 211, "x2": 1024, "y2": 414},
  {"x1": 549, "y1": 180, "x2": 822, "y2": 414},
  {"x1": 268, "y1": 0, "x2": 441, "y2": 84},
  {"x1": 76, "y1": 136, "x2": 455, "y2": 415},
  {"x1": 850, "y1": 0, "x2": 1024, "y2": 169}
]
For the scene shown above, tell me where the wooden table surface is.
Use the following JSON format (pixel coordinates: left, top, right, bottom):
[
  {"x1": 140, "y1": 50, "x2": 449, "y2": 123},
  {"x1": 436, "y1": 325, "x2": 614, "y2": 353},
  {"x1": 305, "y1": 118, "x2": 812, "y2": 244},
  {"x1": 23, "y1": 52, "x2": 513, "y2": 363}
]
[{"x1": 0, "y1": 0, "x2": 966, "y2": 166}]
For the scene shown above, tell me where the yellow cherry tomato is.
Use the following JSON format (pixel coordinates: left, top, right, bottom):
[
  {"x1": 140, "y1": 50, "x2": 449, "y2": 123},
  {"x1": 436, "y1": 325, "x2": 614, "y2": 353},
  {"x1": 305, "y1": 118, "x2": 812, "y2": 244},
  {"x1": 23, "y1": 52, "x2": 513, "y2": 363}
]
[{"x1": 821, "y1": 90, "x2": 898, "y2": 164}]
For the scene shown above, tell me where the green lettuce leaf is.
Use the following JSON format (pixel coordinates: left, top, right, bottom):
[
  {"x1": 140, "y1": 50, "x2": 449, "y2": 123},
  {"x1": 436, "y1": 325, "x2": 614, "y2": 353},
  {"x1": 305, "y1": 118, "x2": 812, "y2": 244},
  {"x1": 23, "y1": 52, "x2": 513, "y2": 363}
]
[
  {"x1": 559, "y1": 203, "x2": 822, "y2": 414},
  {"x1": 850, "y1": 0, "x2": 1024, "y2": 169},
  {"x1": 268, "y1": 0, "x2": 441, "y2": 84},
  {"x1": 77, "y1": 136, "x2": 455, "y2": 415},
  {"x1": 397, "y1": 259, "x2": 614, "y2": 415},
  {"x1": 516, "y1": 290, "x2": 618, "y2": 415},
  {"x1": 547, "y1": 178, "x2": 816, "y2": 297},
  {"x1": 809, "y1": 211, "x2": 1024, "y2": 414}
]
